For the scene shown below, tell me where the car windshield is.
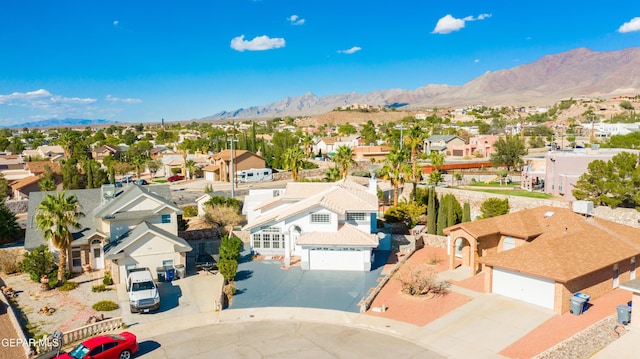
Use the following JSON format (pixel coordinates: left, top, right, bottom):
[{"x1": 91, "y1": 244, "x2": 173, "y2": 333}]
[
  {"x1": 68, "y1": 343, "x2": 90, "y2": 359},
  {"x1": 132, "y1": 281, "x2": 155, "y2": 291}
]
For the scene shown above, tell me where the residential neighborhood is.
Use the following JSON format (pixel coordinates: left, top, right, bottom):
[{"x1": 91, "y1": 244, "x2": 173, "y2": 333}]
[{"x1": 2, "y1": 97, "x2": 640, "y2": 358}]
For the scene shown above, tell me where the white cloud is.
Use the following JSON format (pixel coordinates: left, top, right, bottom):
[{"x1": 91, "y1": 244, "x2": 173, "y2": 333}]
[
  {"x1": 338, "y1": 46, "x2": 361, "y2": 55},
  {"x1": 0, "y1": 89, "x2": 96, "y2": 106},
  {"x1": 474, "y1": 59, "x2": 480, "y2": 63},
  {"x1": 618, "y1": 17, "x2": 640, "y2": 33},
  {"x1": 432, "y1": 13, "x2": 492, "y2": 34},
  {"x1": 288, "y1": 15, "x2": 305, "y2": 25},
  {"x1": 106, "y1": 95, "x2": 142, "y2": 104},
  {"x1": 113, "y1": 20, "x2": 119, "y2": 26},
  {"x1": 230, "y1": 35, "x2": 286, "y2": 52}
]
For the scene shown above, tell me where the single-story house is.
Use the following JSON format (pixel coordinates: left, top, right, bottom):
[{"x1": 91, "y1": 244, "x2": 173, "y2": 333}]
[{"x1": 444, "y1": 205, "x2": 640, "y2": 314}]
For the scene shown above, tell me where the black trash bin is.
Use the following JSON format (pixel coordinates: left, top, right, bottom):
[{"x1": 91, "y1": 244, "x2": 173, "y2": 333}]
[
  {"x1": 617, "y1": 305, "x2": 632, "y2": 325},
  {"x1": 156, "y1": 267, "x2": 166, "y2": 282},
  {"x1": 570, "y1": 296, "x2": 587, "y2": 315}
]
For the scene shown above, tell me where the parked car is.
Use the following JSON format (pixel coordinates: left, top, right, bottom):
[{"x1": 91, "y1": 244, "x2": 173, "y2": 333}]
[
  {"x1": 167, "y1": 175, "x2": 185, "y2": 182},
  {"x1": 135, "y1": 179, "x2": 148, "y2": 185},
  {"x1": 55, "y1": 331, "x2": 138, "y2": 359},
  {"x1": 121, "y1": 176, "x2": 133, "y2": 183},
  {"x1": 114, "y1": 181, "x2": 123, "y2": 187},
  {"x1": 195, "y1": 253, "x2": 218, "y2": 272}
]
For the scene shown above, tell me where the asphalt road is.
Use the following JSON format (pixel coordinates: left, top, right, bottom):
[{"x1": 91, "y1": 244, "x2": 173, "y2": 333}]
[{"x1": 135, "y1": 321, "x2": 444, "y2": 359}]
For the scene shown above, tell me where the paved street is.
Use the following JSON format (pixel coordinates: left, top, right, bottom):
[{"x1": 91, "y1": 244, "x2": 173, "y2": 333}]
[{"x1": 134, "y1": 320, "x2": 444, "y2": 359}]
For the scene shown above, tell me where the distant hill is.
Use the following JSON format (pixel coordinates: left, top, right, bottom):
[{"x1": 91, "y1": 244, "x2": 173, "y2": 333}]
[
  {"x1": 201, "y1": 47, "x2": 640, "y2": 121},
  {"x1": 7, "y1": 118, "x2": 118, "y2": 129}
]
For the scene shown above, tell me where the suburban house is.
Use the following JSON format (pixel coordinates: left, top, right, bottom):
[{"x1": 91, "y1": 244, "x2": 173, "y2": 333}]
[
  {"x1": 352, "y1": 145, "x2": 392, "y2": 163},
  {"x1": 10, "y1": 176, "x2": 42, "y2": 200},
  {"x1": 520, "y1": 154, "x2": 547, "y2": 191},
  {"x1": 447, "y1": 135, "x2": 499, "y2": 158},
  {"x1": 22, "y1": 145, "x2": 65, "y2": 161},
  {"x1": 206, "y1": 149, "x2": 266, "y2": 182},
  {"x1": 243, "y1": 178, "x2": 386, "y2": 271},
  {"x1": 541, "y1": 148, "x2": 639, "y2": 200},
  {"x1": 25, "y1": 184, "x2": 191, "y2": 284},
  {"x1": 424, "y1": 135, "x2": 466, "y2": 156},
  {"x1": 443, "y1": 204, "x2": 640, "y2": 314},
  {"x1": 91, "y1": 144, "x2": 121, "y2": 162}
]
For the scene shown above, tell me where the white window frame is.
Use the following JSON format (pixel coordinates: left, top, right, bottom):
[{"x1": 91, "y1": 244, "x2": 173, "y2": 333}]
[
  {"x1": 346, "y1": 213, "x2": 366, "y2": 221},
  {"x1": 71, "y1": 249, "x2": 82, "y2": 268},
  {"x1": 311, "y1": 213, "x2": 330, "y2": 224}
]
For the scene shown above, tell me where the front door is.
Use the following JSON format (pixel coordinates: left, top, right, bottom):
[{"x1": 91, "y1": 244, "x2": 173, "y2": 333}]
[{"x1": 91, "y1": 240, "x2": 104, "y2": 270}]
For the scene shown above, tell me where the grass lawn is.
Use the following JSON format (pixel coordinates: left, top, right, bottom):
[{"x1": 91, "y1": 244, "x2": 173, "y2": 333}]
[
  {"x1": 468, "y1": 188, "x2": 554, "y2": 199},
  {"x1": 154, "y1": 179, "x2": 168, "y2": 183},
  {"x1": 466, "y1": 181, "x2": 521, "y2": 187}
]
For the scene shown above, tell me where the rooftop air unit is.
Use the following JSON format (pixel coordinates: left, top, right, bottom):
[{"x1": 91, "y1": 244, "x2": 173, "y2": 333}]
[{"x1": 573, "y1": 200, "x2": 594, "y2": 216}]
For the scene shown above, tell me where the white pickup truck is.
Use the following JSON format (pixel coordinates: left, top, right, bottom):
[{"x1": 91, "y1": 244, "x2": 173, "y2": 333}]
[{"x1": 126, "y1": 268, "x2": 160, "y2": 313}]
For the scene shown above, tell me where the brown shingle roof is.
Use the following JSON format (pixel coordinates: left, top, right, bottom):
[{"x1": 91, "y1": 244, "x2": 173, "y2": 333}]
[
  {"x1": 25, "y1": 161, "x2": 60, "y2": 175},
  {"x1": 467, "y1": 206, "x2": 640, "y2": 283},
  {"x1": 11, "y1": 175, "x2": 40, "y2": 190}
]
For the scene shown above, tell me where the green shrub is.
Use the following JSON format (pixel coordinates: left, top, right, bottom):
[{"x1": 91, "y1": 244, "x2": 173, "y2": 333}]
[
  {"x1": 102, "y1": 271, "x2": 113, "y2": 286},
  {"x1": 182, "y1": 205, "x2": 198, "y2": 218},
  {"x1": 58, "y1": 281, "x2": 78, "y2": 291},
  {"x1": 92, "y1": 300, "x2": 119, "y2": 311},
  {"x1": 91, "y1": 284, "x2": 111, "y2": 292},
  {"x1": 19, "y1": 245, "x2": 56, "y2": 283}
]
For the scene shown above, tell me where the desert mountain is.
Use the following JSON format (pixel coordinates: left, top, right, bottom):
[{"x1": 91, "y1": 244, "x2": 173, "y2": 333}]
[{"x1": 202, "y1": 47, "x2": 640, "y2": 121}]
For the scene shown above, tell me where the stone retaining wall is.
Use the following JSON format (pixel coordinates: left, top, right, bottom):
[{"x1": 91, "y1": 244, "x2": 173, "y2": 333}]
[{"x1": 5, "y1": 199, "x2": 28, "y2": 215}]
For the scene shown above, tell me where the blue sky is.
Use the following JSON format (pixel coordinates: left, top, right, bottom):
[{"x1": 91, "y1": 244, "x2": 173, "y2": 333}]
[{"x1": 1, "y1": 1, "x2": 640, "y2": 127}]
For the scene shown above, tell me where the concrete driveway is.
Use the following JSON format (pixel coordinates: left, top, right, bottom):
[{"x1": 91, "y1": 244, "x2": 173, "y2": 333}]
[
  {"x1": 232, "y1": 251, "x2": 389, "y2": 313},
  {"x1": 408, "y1": 293, "x2": 557, "y2": 358},
  {"x1": 117, "y1": 271, "x2": 224, "y2": 327}
]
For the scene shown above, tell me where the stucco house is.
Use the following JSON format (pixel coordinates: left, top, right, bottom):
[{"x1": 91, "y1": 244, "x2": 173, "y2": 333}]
[
  {"x1": 91, "y1": 144, "x2": 121, "y2": 162},
  {"x1": 25, "y1": 184, "x2": 190, "y2": 284},
  {"x1": 206, "y1": 149, "x2": 266, "y2": 182},
  {"x1": 444, "y1": 205, "x2": 640, "y2": 314},
  {"x1": 424, "y1": 135, "x2": 466, "y2": 156},
  {"x1": 243, "y1": 178, "x2": 385, "y2": 271}
]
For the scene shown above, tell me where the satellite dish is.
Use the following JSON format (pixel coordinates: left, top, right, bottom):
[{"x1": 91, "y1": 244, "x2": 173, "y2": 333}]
[{"x1": 377, "y1": 232, "x2": 386, "y2": 239}]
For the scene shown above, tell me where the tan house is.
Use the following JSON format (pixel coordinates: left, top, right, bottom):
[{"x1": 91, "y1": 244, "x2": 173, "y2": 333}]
[
  {"x1": 424, "y1": 135, "x2": 466, "y2": 156},
  {"x1": 444, "y1": 205, "x2": 640, "y2": 314},
  {"x1": 25, "y1": 184, "x2": 190, "y2": 284},
  {"x1": 10, "y1": 176, "x2": 42, "y2": 200},
  {"x1": 92, "y1": 144, "x2": 121, "y2": 161},
  {"x1": 207, "y1": 150, "x2": 266, "y2": 182},
  {"x1": 353, "y1": 145, "x2": 391, "y2": 163}
]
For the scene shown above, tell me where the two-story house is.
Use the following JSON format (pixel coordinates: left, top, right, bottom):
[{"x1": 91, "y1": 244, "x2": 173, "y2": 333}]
[
  {"x1": 25, "y1": 184, "x2": 190, "y2": 284},
  {"x1": 243, "y1": 178, "x2": 384, "y2": 271}
]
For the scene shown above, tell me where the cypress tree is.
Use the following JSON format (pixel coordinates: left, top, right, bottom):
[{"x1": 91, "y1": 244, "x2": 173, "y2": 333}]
[
  {"x1": 427, "y1": 187, "x2": 437, "y2": 234},
  {"x1": 446, "y1": 195, "x2": 455, "y2": 229},
  {"x1": 463, "y1": 202, "x2": 471, "y2": 222},
  {"x1": 436, "y1": 195, "x2": 446, "y2": 235}
]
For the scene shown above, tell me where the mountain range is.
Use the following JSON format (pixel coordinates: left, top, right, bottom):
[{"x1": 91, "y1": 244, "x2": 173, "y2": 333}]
[
  {"x1": 8, "y1": 118, "x2": 118, "y2": 129},
  {"x1": 202, "y1": 47, "x2": 640, "y2": 121}
]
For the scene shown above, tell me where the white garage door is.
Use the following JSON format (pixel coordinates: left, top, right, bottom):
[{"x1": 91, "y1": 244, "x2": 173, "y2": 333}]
[
  {"x1": 492, "y1": 268, "x2": 555, "y2": 309},
  {"x1": 309, "y1": 249, "x2": 363, "y2": 271},
  {"x1": 205, "y1": 172, "x2": 214, "y2": 182}
]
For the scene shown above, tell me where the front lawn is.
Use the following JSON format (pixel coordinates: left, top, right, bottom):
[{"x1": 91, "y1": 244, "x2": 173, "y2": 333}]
[
  {"x1": 466, "y1": 181, "x2": 521, "y2": 188},
  {"x1": 468, "y1": 188, "x2": 554, "y2": 199}
]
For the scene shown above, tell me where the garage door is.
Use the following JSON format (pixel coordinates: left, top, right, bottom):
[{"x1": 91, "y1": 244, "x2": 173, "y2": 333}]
[
  {"x1": 309, "y1": 249, "x2": 363, "y2": 271},
  {"x1": 492, "y1": 268, "x2": 555, "y2": 309}
]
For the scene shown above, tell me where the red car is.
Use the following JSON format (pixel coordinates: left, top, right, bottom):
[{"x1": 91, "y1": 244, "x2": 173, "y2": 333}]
[
  {"x1": 56, "y1": 332, "x2": 138, "y2": 359},
  {"x1": 167, "y1": 175, "x2": 185, "y2": 182}
]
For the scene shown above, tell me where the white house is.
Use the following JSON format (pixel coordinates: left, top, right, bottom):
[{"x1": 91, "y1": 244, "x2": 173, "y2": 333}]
[
  {"x1": 243, "y1": 178, "x2": 382, "y2": 271},
  {"x1": 25, "y1": 184, "x2": 190, "y2": 284}
]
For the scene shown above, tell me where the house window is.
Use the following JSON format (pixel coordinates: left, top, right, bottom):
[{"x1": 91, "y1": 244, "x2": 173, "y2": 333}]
[
  {"x1": 162, "y1": 260, "x2": 173, "y2": 267},
  {"x1": 263, "y1": 233, "x2": 271, "y2": 248},
  {"x1": 161, "y1": 214, "x2": 171, "y2": 224},
  {"x1": 71, "y1": 249, "x2": 82, "y2": 268},
  {"x1": 311, "y1": 213, "x2": 330, "y2": 224},
  {"x1": 631, "y1": 257, "x2": 636, "y2": 280},
  {"x1": 272, "y1": 233, "x2": 281, "y2": 249},
  {"x1": 613, "y1": 263, "x2": 620, "y2": 288},
  {"x1": 346, "y1": 213, "x2": 366, "y2": 221},
  {"x1": 252, "y1": 234, "x2": 261, "y2": 248},
  {"x1": 503, "y1": 236, "x2": 516, "y2": 251}
]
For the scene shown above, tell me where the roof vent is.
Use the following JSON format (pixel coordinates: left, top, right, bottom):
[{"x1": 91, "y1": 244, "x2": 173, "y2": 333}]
[{"x1": 544, "y1": 211, "x2": 555, "y2": 218}]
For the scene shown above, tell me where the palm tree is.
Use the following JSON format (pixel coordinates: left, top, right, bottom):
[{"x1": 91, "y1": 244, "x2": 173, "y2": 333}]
[
  {"x1": 382, "y1": 148, "x2": 409, "y2": 206},
  {"x1": 283, "y1": 148, "x2": 305, "y2": 181},
  {"x1": 177, "y1": 139, "x2": 192, "y2": 177},
  {"x1": 186, "y1": 160, "x2": 199, "y2": 180},
  {"x1": 405, "y1": 124, "x2": 426, "y2": 201},
  {"x1": 333, "y1": 145, "x2": 355, "y2": 179},
  {"x1": 324, "y1": 166, "x2": 341, "y2": 182},
  {"x1": 301, "y1": 133, "x2": 315, "y2": 158},
  {"x1": 35, "y1": 191, "x2": 84, "y2": 285}
]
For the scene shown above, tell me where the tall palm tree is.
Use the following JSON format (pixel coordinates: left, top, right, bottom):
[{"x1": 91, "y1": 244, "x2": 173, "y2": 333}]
[
  {"x1": 35, "y1": 191, "x2": 84, "y2": 284},
  {"x1": 382, "y1": 148, "x2": 409, "y2": 206},
  {"x1": 177, "y1": 139, "x2": 193, "y2": 177},
  {"x1": 333, "y1": 145, "x2": 355, "y2": 179},
  {"x1": 404, "y1": 124, "x2": 426, "y2": 201},
  {"x1": 283, "y1": 148, "x2": 305, "y2": 181},
  {"x1": 186, "y1": 160, "x2": 199, "y2": 180},
  {"x1": 324, "y1": 166, "x2": 341, "y2": 182},
  {"x1": 301, "y1": 133, "x2": 315, "y2": 158}
]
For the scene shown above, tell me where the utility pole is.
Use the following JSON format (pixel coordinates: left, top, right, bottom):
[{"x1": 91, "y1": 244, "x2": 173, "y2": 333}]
[{"x1": 228, "y1": 121, "x2": 238, "y2": 199}]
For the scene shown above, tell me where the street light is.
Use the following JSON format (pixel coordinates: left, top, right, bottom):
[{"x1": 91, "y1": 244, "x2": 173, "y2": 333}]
[
  {"x1": 228, "y1": 122, "x2": 238, "y2": 199},
  {"x1": 395, "y1": 125, "x2": 407, "y2": 149}
]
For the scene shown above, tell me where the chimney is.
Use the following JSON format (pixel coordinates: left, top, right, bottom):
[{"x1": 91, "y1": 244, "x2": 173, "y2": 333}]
[{"x1": 368, "y1": 174, "x2": 378, "y2": 196}]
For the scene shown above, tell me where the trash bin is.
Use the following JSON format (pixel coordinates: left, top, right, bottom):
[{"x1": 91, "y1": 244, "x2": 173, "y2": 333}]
[
  {"x1": 175, "y1": 264, "x2": 185, "y2": 279},
  {"x1": 570, "y1": 296, "x2": 587, "y2": 315},
  {"x1": 156, "y1": 267, "x2": 166, "y2": 282},
  {"x1": 574, "y1": 292, "x2": 591, "y2": 312},
  {"x1": 165, "y1": 266, "x2": 175, "y2": 282},
  {"x1": 617, "y1": 305, "x2": 632, "y2": 325}
]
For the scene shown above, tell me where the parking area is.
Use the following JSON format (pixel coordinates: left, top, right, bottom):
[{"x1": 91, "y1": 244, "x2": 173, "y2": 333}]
[
  {"x1": 231, "y1": 250, "x2": 390, "y2": 313},
  {"x1": 117, "y1": 270, "x2": 224, "y2": 327}
]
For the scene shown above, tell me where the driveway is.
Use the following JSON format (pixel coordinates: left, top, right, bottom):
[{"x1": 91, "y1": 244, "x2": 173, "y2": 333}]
[
  {"x1": 232, "y1": 250, "x2": 390, "y2": 313},
  {"x1": 117, "y1": 271, "x2": 224, "y2": 327}
]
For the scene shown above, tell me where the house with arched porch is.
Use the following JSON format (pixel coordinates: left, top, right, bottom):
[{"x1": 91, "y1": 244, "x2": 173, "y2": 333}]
[{"x1": 444, "y1": 206, "x2": 640, "y2": 313}]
